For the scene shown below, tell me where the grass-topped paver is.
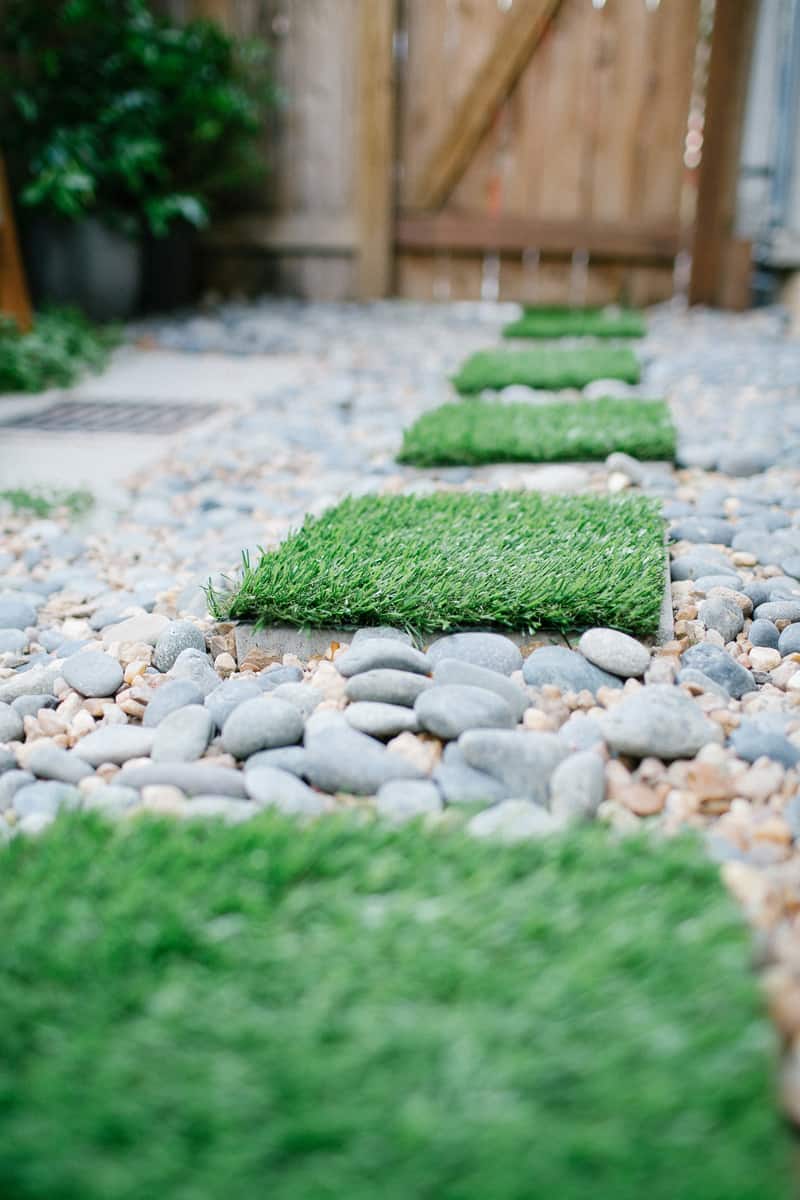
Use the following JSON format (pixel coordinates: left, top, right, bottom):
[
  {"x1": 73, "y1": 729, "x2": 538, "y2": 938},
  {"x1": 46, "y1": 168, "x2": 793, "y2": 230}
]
[
  {"x1": 398, "y1": 397, "x2": 676, "y2": 467},
  {"x1": 0, "y1": 814, "x2": 788, "y2": 1200},
  {"x1": 452, "y1": 345, "x2": 640, "y2": 394},
  {"x1": 503, "y1": 305, "x2": 646, "y2": 340},
  {"x1": 212, "y1": 491, "x2": 667, "y2": 635}
]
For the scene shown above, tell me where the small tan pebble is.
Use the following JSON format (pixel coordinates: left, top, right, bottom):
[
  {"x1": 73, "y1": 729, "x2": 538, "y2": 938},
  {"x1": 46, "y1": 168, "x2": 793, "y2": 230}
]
[
  {"x1": 777, "y1": 619, "x2": 793, "y2": 633},
  {"x1": 118, "y1": 697, "x2": 146, "y2": 720},
  {"x1": 118, "y1": 642, "x2": 153, "y2": 668},
  {"x1": 283, "y1": 653, "x2": 304, "y2": 669},
  {"x1": 710, "y1": 587, "x2": 752, "y2": 615},
  {"x1": 129, "y1": 683, "x2": 154, "y2": 705},
  {"x1": 676, "y1": 606, "x2": 698, "y2": 621},
  {"x1": 78, "y1": 775, "x2": 106, "y2": 796},
  {"x1": 596, "y1": 685, "x2": 624, "y2": 708},
  {"x1": 56, "y1": 693, "x2": 83, "y2": 722},
  {"x1": 123, "y1": 660, "x2": 148, "y2": 685},
  {"x1": 768, "y1": 662, "x2": 798, "y2": 691},
  {"x1": 214, "y1": 652, "x2": 237, "y2": 676},
  {"x1": 644, "y1": 657, "x2": 678, "y2": 686},
  {"x1": 82, "y1": 698, "x2": 108, "y2": 718},
  {"x1": 703, "y1": 629, "x2": 726, "y2": 649},
  {"x1": 95, "y1": 762, "x2": 120, "y2": 783},
  {"x1": 141, "y1": 785, "x2": 187, "y2": 814},
  {"x1": 684, "y1": 761, "x2": 738, "y2": 802},
  {"x1": 636, "y1": 756, "x2": 668, "y2": 785},
  {"x1": 721, "y1": 861, "x2": 778, "y2": 928},
  {"x1": 37, "y1": 709, "x2": 67, "y2": 737},
  {"x1": 620, "y1": 782, "x2": 665, "y2": 816},
  {"x1": 102, "y1": 705, "x2": 128, "y2": 727},
  {"x1": 239, "y1": 649, "x2": 275, "y2": 673},
  {"x1": 708, "y1": 709, "x2": 740, "y2": 734},
  {"x1": 70, "y1": 710, "x2": 96, "y2": 739},
  {"x1": 752, "y1": 814, "x2": 793, "y2": 847},
  {"x1": 749, "y1": 647, "x2": 782, "y2": 672},
  {"x1": 522, "y1": 708, "x2": 557, "y2": 732},
  {"x1": 208, "y1": 633, "x2": 234, "y2": 660},
  {"x1": 309, "y1": 660, "x2": 348, "y2": 702},
  {"x1": 732, "y1": 551, "x2": 758, "y2": 567},
  {"x1": 787, "y1": 673, "x2": 800, "y2": 692},
  {"x1": 386, "y1": 731, "x2": 441, "y2": 773},
  {"x1": 596, "y1": 800, "x2": 641, "y2": 833},
  {"x1": 607, "y1": 471, "x2": 631, "y2": 493},
  {"x1": 52, "y1": 677, "x2": 70, "y2": 698}
]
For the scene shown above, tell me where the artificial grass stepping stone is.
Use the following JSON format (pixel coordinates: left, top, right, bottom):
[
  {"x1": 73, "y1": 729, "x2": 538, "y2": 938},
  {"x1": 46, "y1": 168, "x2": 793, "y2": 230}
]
[
  {"x1": 452, "y1": 345, "x2": 640, "y2": 394},
  {"x1": 398, "y1": 397, "x2": 675, "y2": 467},
  {"x1": 503, "y1": 304, "x2": 646, "y2": 339},
  {"x1": 212, "y1": 491, "x2": 667, "y2": 636},
  {"x1": 0, "y1": 814, "x2": 788, "y2": 1199}
]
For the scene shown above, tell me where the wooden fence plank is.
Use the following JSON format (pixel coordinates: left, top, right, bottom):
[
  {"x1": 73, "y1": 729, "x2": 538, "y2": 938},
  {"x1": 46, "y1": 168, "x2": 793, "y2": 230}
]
[
  {"x1": 356, "y1": 0, "x2": 396, "y2": 298},
  {"x1": 689, "y1": 0, "x2": 759, "y2": 305},
  {"x1": 396, "y1": 210, "x2": 682, "y2": 263},
  {"x1": 408, "y1": 0, "x2": 562, "y2": 212}
]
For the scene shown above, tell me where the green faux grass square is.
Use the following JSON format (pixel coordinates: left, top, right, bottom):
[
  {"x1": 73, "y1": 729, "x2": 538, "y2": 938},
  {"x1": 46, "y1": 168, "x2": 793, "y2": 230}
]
[
  {"x1": 398, "y1": 397, "x2": 675, "y2": 467},
  {"x1": 212, "y1": 490, "x2": 667, "y2": 635},
  {"x1": 452, "y1": 346, "x2": 641, "y2": 394},
  {"x1": 503, "y1": 305, "x2": 646, "y2": 339},
  {"x1": 0, "y1": 815, "x2": 788, "y2": 1200}
]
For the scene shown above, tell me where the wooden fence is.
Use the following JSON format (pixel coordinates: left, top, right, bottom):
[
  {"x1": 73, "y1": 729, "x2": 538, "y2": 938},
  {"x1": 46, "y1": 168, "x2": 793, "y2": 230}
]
[{"x1": 170, "y1": 0, "x2": 755, "y2": 307}]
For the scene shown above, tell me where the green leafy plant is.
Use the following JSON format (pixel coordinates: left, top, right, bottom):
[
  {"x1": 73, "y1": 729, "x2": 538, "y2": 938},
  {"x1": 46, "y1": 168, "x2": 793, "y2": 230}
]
[
  {"x1": 503, "y1": 305, "x2": 646, "y2": 339},
  {"x1": 452, "y1": 346, "x2": 641, "y2": 394},
  {"x1": 0, "y1": 0, "x2": 278, "y2": 236},
  {"x1": 0, "y1": 814, "x2": 789, "y2": 1200},
  {"x1": 0, "y1": 309, "x2": 119, "y2": 392},
  {"x1": 211, "y1": 491, "x2": 667, "y2": 636},
  {"x1": 399, "y1": 397, "x2": 676, "y2": 467}
]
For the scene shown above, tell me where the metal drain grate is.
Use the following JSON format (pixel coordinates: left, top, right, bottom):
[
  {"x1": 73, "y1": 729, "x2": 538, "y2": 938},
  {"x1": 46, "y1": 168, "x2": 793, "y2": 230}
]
[{"x1": 0, "y1": 400, "x2": 218, "y2": 434}]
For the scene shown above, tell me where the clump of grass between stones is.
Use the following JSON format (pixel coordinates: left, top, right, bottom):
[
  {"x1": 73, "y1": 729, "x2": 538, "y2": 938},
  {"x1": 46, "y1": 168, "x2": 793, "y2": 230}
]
[
  {"x1": 0, "y1": 487, "x2": 93, "y2": 519},
  {"x1": 398, "y1": 397, "x2": 675, "y2": 468},
  {"x1": 0, "y1": 814, "x2": 788, "y2": 1200},
  {"x1": 452, "y1": 345, "x2": 641, "y2": 394},
  {"x1": 503, "y1": 305, "x2": 646, "y2": 340},
  {"x1": 211, "y1": 491, "x2": 667, "y2": 636},
  {"x1": 0, "y1": 308, "x2": 120, "y2": 394}
]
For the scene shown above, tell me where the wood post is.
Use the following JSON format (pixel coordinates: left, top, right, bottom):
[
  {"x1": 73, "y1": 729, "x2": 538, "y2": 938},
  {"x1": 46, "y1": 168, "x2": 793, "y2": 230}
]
[
  {"x1": 689, "y1": 0, "x2": 760, "y2": 307},
  {"x1": 356, "y1": 0, "x2": 396, "y2": 299},
  {"x1": 0, "y1": 155, "x2": 32, "y2": 333}
]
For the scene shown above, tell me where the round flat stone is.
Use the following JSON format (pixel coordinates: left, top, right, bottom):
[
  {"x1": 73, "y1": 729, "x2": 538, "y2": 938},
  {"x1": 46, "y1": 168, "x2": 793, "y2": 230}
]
[
  {"x1": 680, "y1": 643, "x2": 756, "y2": 699},
  {"x1": 11, "y1": 694, "x2": 57, "y2": 719},
  {"x1": 0, "y1": 703, "x2": 23, "y2": 744},
  {"x1": 754, "y1": 601, "x2": 800, "y2": 624},
  {"x1": 577, "y1": 628, "x2": 650, "y2": 678},
  {"x1": 143, "y1": 679, "x2": 205, "y2": 727},
  {"x1": 304, "y1": 720, "x2": 425, "y2": 795},
  {"x1": 335, "y1": 639, "x2": 431, "y2": 678},
  {"x1": 221, "y1": 696, "x2": 304, "y2": 759},
  {"x1": 0, "y1": 770, "x2": 34, "y2": 809},
  {"x1": 548, "y1": 751, "x2": 605, "y2": 822},
  {"x1": 151, "y1": 705, "x2": 213, "y2": 763},
  {"x1": 697, "y1": 596, "x2": 744, "y2": 643},
  {"x1": 245, "y1": 746, "x2": 309, "y2": 777},
  {"x1": 749, "y1": 619, "x2": 780, "y2": 649},
  {"x1": 62, "y1": 651, "x2": 124, "y2": 698},
  {"x1": 670, "y1": 552, "x2": 736, "y2": 582},
  {"x1": 153, "y1": 620, "x2": 206, "y2": 673},
  {"x1": 375, "y1": 780, "x2": 443, "y2": 822},
  {"x1": 204, "y1": 678, "x2": 263, "y2": 730},
  {"x1": 0, "y1": 597, "x2": 36, "y2": 631},
  {"x1": 345, "y1": 702, "x2": 419, "y2": 739},
  {"x1": 598, "y1": 684, "x2": 719, "y2": 759},
  {"x1": 271, "y1": 682, "x2": 323, "y2": 720},
  {"x1": 345, "y1": 669, "x2": 433, "y2": 707},
  {"x1": 168, "y1": 648, "x2": 220, "y2": 697},
  {"x1": 415, "y1": 684, "x2": 515, "y2": 740},
  {"x1": 0, "y1": 629, "x2": 27, "y2": 654},
  {"x1": 245, "y1": 766, "x2": 326, "y2": 815},
  {"x1": 74, "y1": 726, "x2": 156, "y2": 766},
  {"x1": 14, "y1": 781, "x2": 81, "y2": 817},
  {"x1": 670, "y1": 517, "x2": 733, "y2": 545},
  {"x1": 522, "y1": 645, "x2": 623, "y2": 695},
  {"x1": 431, "y1": 658, "x2": 528, "y2": 720},
  {"x1": 676, "y1": 668, "x2": 731, "y2": 701},
  {"x1": 27, "y1": 744, "x2": 93, "y2": 784},
  {"x1": 778, "y1": 623, "x2": 800, "y2": 656},
  {"x1": 458, "y1": 729, "x2": 569, "y2": 806},
  {"x1": 425, "y1": 632, "x2": 522, "y2": 675},
  {"x1": 101, "y1": 612, "x2": 169, "y2": 647},
  {"x1": 730, "y1": 721, "x2": 800, "y2": 769},
  {"x1": 83, "y1": 785, "x2": 141, "y2": 815},
  {"x1": 117, "y1": 762, "x2": 247, "y2": 797}
]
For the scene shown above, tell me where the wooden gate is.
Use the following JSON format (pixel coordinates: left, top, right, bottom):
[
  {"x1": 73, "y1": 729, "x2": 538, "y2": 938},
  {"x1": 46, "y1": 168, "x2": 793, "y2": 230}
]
[
  {"x1": 395, "y1": 0, "x2": 700, "y2": 305},
  {"x1": 176, "y1": 0, "x2": 752, "y2": 307}
]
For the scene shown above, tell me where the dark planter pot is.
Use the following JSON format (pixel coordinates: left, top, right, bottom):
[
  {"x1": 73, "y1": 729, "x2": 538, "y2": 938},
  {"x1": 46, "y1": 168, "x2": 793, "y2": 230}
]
[
  {"x1": 23, "y1": 216, "x2": 143, "y2": 321},
  {"x1": 141, "y1": 223, "x2": 200, "y2": 313}
]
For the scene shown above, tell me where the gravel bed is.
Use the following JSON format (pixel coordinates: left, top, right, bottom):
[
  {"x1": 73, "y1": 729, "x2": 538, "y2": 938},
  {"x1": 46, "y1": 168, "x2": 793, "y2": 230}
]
[{"x1": 6, "y1": 297, "x2": 800, "y2": 1116}]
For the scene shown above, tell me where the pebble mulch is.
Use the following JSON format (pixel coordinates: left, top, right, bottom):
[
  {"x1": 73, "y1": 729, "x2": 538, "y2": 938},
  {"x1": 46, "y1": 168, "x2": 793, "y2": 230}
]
[{"x1": 5, "y1": 297, "x2": 800, "y2": 1114}]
